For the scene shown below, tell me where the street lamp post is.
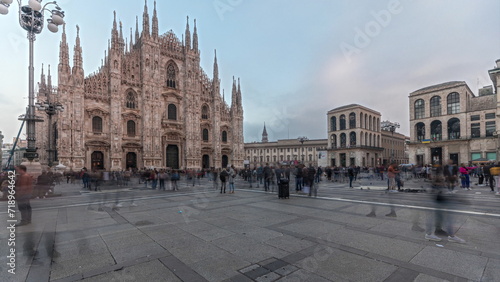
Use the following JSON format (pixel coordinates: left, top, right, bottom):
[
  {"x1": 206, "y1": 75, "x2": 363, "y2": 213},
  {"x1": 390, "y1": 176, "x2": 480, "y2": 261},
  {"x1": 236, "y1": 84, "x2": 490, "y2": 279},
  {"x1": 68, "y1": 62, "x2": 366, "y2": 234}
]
[
  {"x1": 381, "y1": 121, "x2": 400, "y2": 164},
  {"x1": 1, "y1": 0, "x2": 66, "y2": 162},
  {"x1": 297, "y1": 136, "x2": 308, "y2": 164},
  {"x1": 35, "y1": 97, "x2": 63, "y2": 167}
]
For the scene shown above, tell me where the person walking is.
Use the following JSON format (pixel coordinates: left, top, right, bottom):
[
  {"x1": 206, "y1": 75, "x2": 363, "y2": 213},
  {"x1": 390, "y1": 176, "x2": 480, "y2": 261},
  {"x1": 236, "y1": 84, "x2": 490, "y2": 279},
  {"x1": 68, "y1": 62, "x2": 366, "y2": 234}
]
[
  {"x1": 387, "y1": 163, "x2": 398, "y2": 192},
  {"x1": 158, "y1": 170, "x2": 167, "y2": 191},
  {"x1": 348, "y1": 165, "x2": 355, "y2": 188},
  {"x1": 171, "y1": 170, "x2": 179, "y2": 191},
  {"x1": 220, "y1": 168, "x2": 228, "y2": 193},
  {"x1": 15, "y1": 165, "x2": 34, "y2": 226},
  {"x1": 263, "y1": 163, "x2": 272, "y2": 192},
  {"x1": 307, "y1": 164, "x2": 317, "y2": 197},
  {"x1": 294, "y1": 165, "x2": 303, "y2": 192},
  {"x1": 443, "y1": 160, "x2": 459, "y2": 192},
  {"x1": 228, "y1": 165, "x2": 236, "y2": 193},
  {"x1": 459, "y1": 164, "x2": 471, "y2": 190}
]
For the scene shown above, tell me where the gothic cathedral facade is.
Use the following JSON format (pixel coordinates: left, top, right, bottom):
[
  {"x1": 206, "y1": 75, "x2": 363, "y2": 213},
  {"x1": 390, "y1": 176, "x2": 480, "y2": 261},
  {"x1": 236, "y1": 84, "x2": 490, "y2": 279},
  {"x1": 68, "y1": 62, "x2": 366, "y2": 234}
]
[{"x1": 35, "y1": 2, "x2": 245, "y2": 171}]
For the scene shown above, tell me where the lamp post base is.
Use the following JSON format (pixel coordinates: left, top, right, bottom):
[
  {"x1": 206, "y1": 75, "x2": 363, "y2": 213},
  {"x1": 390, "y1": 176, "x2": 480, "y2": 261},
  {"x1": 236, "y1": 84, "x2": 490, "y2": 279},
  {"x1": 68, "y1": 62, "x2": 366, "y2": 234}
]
[{"x1": 20, "y1": 159, "x2": 43, "y2": 178}]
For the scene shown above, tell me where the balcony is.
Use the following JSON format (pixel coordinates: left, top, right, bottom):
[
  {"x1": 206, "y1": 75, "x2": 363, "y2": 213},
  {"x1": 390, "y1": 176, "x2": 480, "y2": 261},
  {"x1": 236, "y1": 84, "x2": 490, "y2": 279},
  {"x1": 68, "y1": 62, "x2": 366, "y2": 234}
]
[{"x1": 408, "y1": 135, "x2": 497, "y2": 144}]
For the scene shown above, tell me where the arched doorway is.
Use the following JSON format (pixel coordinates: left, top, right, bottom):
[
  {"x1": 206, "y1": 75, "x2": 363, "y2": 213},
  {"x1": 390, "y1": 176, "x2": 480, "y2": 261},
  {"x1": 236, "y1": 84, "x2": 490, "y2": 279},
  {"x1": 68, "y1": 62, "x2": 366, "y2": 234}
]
[
  {"x1": 126, "y1": 152, "x2": 137, "y2": 169},
  {"x1": 166, "y1": 145, "x2": 179, "y2": 169},
  {"x1": 91, "y1": 151, "x2": 104, "y2": 170},
  {"x1": 202, "y1": 155, "x2": 210, "y2": 169},
  {"x1": 222, "y1": 155, "x2": 229, "y2": 168}
]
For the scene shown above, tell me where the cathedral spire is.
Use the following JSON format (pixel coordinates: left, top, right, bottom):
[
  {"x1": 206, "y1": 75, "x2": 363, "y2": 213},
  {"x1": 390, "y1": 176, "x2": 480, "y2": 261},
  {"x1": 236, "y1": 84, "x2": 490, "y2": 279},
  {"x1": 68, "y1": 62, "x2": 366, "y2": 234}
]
[
  {"x1": 58, "y1": 23, "x2": 70, "y2": 76},
  {"x1": 231, "y1": 76, "x2": 237, "y2": 106},
  {"x1": 119, "y1": 20, "x2": 124, "y2": 51},
  {"x1": 47, "y1": 64, "x2": 52, "y2": 89},
  {"x1": 193, "y1": 19, "x2": 198, "y2": 51},
  {"x1": 135, "y1": 16, "x2": 139, "y2": 43},
  {"x1": 262, "y1": 123, "x2": 269, "y2": 143},
  {"x1": 130, "y1": 27, "x2": 133, "y2": 50},
  {"x1": 40, "y1": 63, "x2": 46, "y2": 89},
  {"x1": 213, "y1": 49, "x2": 218, "y2": 81},
  {"x1": 111, "y1": 11, "x2": 120, "y2": 49},
  {"x1": 142, "y1": 0, "x2": 150, "y2": 37},
  {"x1": 185, "y1": 16, "x2": 191, "y2": 49},
  {"x1": 152, "y1": 0, "x2": 158, "y2": 38},
  {"x1": 73, "y1": 25, "x2": 82, "y2": 69}
]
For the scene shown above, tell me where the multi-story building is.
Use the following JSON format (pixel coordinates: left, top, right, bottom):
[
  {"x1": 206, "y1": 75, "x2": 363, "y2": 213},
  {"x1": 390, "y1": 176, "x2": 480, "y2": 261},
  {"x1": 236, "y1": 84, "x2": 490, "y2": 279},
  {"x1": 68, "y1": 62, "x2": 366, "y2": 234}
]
[
  {"x1": 0, "y1": 131, "x2": 3, "y2": 168},
  {"x1": 244, "y1": 125, "x2": 327, "y2": 167},
  {"x1": 327, "y1": 104, "x2": 384, "y2": 167},
  {"x1": 35, "y1": 3, "x2": 244, "y2": 171},
  {"x1": 408, "y1": 59, "x2": 500, "y2": 165},
  {"x1": 381, "y1": 129, "x2": 408, "y2": 165}
]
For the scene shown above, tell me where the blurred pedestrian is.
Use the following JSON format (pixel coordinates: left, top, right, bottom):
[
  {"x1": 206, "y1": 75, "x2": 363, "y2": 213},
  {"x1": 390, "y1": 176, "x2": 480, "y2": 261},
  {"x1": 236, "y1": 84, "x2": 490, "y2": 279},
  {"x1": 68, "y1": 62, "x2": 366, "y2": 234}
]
[{"x1": 15, "y1": 165, "x2": 33, "y2": 226}]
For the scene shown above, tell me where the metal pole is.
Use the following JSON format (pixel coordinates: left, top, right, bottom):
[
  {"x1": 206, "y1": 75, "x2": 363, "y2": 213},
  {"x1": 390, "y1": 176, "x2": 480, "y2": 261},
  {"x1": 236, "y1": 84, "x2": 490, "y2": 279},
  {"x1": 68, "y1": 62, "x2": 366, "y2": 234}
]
[
  {"x1": 47, "y1": 110, "x2": 52, "y2": 166},
  {"x1": 26, "y1": 32, "x2": 37, "y2": 160}
]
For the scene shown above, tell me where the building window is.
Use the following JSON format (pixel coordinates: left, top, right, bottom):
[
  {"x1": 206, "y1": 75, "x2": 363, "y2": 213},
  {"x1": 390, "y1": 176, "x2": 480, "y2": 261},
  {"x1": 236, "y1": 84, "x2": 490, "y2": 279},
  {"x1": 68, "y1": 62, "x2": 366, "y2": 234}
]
[
  {"x1": 126, "y1": 91, "x2": 136, "y2": 109},
  {"x1": 92, "y1": 116, "x2": 103, "y2": 133},
  {"x1": 447, "y1": 92, "x2": 460, "y2": 114},
  {"x1": 349, "y1": 132, "x2": 356, "y2": 146},
  {"x1": 471, "y1": 123, "x2": 480, "y2": 138},
  {"x1": 202, "y1": 128, "x2": 209, "y2": 141},
  {"x1": 470, "y1": 115, "x2": 480, "y2": 121},
  {"x1": 349, "y1": 112, "x2": 356, "y2": 129},
  {"x1": 339, "y1": 115, "x2": 346, "y2": 130},
  {"x1": 340, "y1": 133, "x2": 346, "y2": 148},
  {"x1": 415, "y1": 122, "x2": 425, "y2": 142},
  {"x1": 471, "y1": 152, "x2": 481, "y2": 161},
  {"x1": 166, "y1": 64, "x2": 176, "y2": 88},
  {"x1": 486, "y1": 152, "x2": 497, "y2": 161},
  {"x1": 309, "y1": 154, "x2": 312, "y2": 161},
  {"x1": 414, "y1": 99, "x2": 425, "y2": 119},
  {"x1": 330, "y1": 116, "x2": 337, "y2": 131},
  {"x1": 430, "y1": 96, "x2": 441, "y2": 117},
  {"x1": 331, "y1": 134, "x2": 337, "y2": 148},
  {"x1": 485, "y1": 113, "x2": 495, "y2": 119},
  {"x1": 222, "y1": 131, "x2": 228, "y2": 142},
  {"x1": 201, "y1": 105, "x2": 209, "y2": 119},
  {"x1": 486, "y1": 121, "x2": 496, "y2": 137},
  {"x1": 167, "y1": 104, "x2": 177, "y2": 120},
  {"x1": 127, "y1": 120, "x2": 136, "y2": 137},
  {"x1": 447, "y1": 118, "x2": 460, "y2": 140},
  {"x1": 430, "y1": 120, "x2": 442, "y2": 141}
]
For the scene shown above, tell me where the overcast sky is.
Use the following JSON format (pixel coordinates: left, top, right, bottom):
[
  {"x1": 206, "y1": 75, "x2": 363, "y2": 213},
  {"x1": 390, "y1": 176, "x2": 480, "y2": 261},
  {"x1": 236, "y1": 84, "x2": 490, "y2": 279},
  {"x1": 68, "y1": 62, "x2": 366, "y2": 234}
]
[{"x1": 0, "y1": 0, "x2": 498, "y2": 144}]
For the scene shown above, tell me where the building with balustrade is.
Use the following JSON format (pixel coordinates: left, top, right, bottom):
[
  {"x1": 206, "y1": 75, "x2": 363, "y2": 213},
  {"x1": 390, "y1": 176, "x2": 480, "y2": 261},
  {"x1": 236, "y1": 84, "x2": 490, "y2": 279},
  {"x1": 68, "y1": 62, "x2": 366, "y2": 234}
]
[
  {"x1": 408, "y1": 59, "x2": 500, "y2": 165},
  {"x1": 35, "y1": 2, "x2": 244, "y2": 171},
  {"x1": 244, "y1": 124, "x2": 328, "y2": 167}
]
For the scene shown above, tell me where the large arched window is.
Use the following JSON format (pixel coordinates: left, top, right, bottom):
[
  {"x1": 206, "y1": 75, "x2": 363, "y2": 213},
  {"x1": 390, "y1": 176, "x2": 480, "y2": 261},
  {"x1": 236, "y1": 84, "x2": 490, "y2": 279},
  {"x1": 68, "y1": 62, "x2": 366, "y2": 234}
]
[
  {"x1": 447, "y1": 118, "x2": 460, "y2": 140},
  {"x1": 447, "y1": 92, "x2": 460, "y2": 114},
  {"x1": 168, "y1": 104, "x2": 177, "y2": 120},
  {"x1": 331, "y1": 134, "x2": 337, "y2": 148},
  {"x1": 166, "y1": 64, "x2": 176, "y2": 88},
  {"x1": 339, "y1": 115, "x2": 346, "y2": 130},
  {"x1": 92, "y1": 116, "x2": 102, "y2": 133},
  {"x1": 414, "y1": 99, "x2": 425, "y2": 119},
  {"x1": 340, "y1": 133, "x2": 346, "y2": 148},
  {"x1": 330, "y1": 116, "x2": 337, "y2": 131},
  {"x1": 369, "y1": 115, "x2": 372, "y2": 131},
  {"x1": 431, "y1": 120, "x2": 442, "y2": 141},
  {"x1": 202, "y1": 128, "x2": 209, "y2": 141},
  {"x1": 349, "y1": 112, "x2": 356, "y2": 129},
  {"x1": 360, "y1": 131, "x2": 364, "y2": 146},
  {"x1": 222, "y1": 131, "x2": 228, "y2": 143},
  {"x1": 127, "y1": 120, "x2": 136, "y2": 137},
  {"x1": 430, "y1": 96, "x2": 441, "y2": 117},
  {"x1": 126, "y1": 91, "x2": 136, "y2": 109},
  {"x1": 360, "y1": 113, "x2": 364, "y2": 129},
  {"x1": 201, "y1": 105, "x2": 209, "y2": 120},
  {"x1": 415, "y1": 122, "x2": 425, "y2": 142},
  {"x1": 349, "y1": 131, "x2": 356, "y2": 146}
]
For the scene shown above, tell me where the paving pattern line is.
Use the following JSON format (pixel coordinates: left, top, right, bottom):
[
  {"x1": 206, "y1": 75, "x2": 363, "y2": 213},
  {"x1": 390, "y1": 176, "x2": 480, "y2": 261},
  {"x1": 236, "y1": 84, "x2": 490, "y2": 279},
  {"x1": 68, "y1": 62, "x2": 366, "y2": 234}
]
[{"x1": 238, "y1": 188, "x2": 500, "y2": 218}]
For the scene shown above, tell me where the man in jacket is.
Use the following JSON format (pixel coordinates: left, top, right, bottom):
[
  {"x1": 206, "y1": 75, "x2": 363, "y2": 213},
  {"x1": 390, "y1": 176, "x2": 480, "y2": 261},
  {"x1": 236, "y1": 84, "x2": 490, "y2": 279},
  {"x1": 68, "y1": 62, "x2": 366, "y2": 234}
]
[{"x1": 15, "y1": 165, "x2": 33, "y2": 226}]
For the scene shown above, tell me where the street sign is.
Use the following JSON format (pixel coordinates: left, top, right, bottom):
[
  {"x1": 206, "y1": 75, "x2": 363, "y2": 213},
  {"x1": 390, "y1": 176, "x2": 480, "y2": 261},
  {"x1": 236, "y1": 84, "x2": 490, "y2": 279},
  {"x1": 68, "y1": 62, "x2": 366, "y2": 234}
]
[{"x1": 24, "y1": 152, "x2": 39, "y2": 159}]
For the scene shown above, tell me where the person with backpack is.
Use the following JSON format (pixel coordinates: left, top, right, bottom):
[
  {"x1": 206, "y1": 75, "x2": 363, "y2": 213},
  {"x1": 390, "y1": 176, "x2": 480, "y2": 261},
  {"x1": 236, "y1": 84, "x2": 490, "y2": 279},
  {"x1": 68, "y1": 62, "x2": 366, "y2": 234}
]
[
  {"x1": 263, "y1": 163, "x2": 272, "y2": 192},
  {"x1": 220, "y1": 168, "x2": 229, "y2": 193},
  {"x1": 348, "y1": 165, "x2": 355, "y2": 188}
]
